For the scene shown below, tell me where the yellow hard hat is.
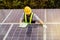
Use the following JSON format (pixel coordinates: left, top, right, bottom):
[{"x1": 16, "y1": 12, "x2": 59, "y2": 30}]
[{"x1": 24, "y1": 6, "x2": 32, "y2": 15}]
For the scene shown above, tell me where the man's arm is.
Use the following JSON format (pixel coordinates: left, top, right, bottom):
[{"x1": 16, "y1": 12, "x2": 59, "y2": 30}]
[
  {"x1": 34, "y1": 13, "x2": 44, "y2": 24},
  {"x1": 34, "y1": 13, "x2": 47, "y2": 28},
  {"x1": 39, "y1": 19, "x2": 44, "y2": 24},
  {"x1": 20, "y1": 13, "x2": 24, "y2": 23}
]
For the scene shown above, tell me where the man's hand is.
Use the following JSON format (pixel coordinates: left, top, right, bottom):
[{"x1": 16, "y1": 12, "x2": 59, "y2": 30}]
[{"x1": 43, "y1": 24, "x2": 47, "y2": 28}]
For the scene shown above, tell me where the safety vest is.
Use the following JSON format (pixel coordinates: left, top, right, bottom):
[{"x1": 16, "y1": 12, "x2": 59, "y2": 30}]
[{"x1": 24, "y1": 13, "x2": 33, "y2": 24}]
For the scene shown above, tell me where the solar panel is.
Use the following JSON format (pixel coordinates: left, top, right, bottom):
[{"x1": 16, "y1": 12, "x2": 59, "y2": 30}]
[
  {"x1": 4, "y1": 10, "x2": 22, "y2": 23},
  {"x1": 4, "y1": 9, "x2": 45, "y2": 23},
  {"x1": 0, "y1": 10, "x2": 11, "y2": 23},
  {"x1": 46, "y1": 24, "x2": 60, "y2": 40},
  {"x1": 0, "y1": 9, "x2": 60, "y2": 40},
  {"x1": 46, "y1": 9, "x2": 60, "y2": 23},
  {"x1": 5, "y1": 24, "x2": 43, "y2": 40},
  {"x1": 0, "y1": 24, "x2": 11, "y2": 40}
]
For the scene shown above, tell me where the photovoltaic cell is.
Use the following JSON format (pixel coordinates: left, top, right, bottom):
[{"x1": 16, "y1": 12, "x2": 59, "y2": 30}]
[
  {"x1": 46, "y1": 9, "x2": 60, "y2": 23},
  {"x1": 0, "y1": 10, "x2": 11, "y2": 23},
  {"x1": 4, "y1": 10, "x2": 23, "y2": 23},
  {"x1": 6, "y1": 24, "x2": 43, "y2": 40},
  {"x1": 0, "y1": 24, "x2": 11, "y2": 40},
  {"x1": 46, "y1": 24, "x2": 60, "y2": 40}
]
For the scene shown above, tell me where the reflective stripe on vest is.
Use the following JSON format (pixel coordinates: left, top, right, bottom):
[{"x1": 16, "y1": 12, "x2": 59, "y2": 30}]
[{"x1": 24, "y1": 13, "x2": 33, "y2": 23}]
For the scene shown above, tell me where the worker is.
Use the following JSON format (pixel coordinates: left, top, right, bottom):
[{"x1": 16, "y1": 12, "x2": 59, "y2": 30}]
[{"x1": 20, "y1": 6, "x2": 44, "y2": 25}]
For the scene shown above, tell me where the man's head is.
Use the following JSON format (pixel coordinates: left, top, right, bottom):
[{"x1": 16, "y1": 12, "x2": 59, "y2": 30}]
[{"x1": 24, "y1": 6, "x2": 32, "y2": 15}]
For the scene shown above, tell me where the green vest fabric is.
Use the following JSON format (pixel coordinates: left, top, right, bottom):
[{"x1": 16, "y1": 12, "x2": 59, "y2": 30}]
[{"x1": 24, "y1": 13, "x2": 33, "y2": 23}]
